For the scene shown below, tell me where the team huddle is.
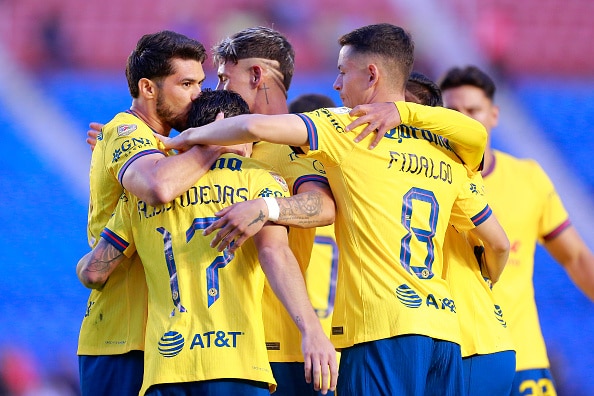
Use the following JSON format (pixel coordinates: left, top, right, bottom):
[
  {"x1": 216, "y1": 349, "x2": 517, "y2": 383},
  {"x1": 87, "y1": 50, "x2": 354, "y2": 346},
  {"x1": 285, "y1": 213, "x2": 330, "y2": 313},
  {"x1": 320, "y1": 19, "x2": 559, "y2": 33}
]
[{"x1": 75, "y1": 23, "x2": 594, "y2": 396}]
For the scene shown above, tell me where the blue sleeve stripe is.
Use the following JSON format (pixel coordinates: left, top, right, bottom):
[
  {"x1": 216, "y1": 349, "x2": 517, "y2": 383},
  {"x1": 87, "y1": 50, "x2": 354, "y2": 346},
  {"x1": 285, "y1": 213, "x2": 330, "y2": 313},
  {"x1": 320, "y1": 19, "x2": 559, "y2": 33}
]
[
  {"x1": 295, "y1": 113, "x2": 318, "y2": 151},
  {"x1": 100, "y1": 228, "x2": 129, "y2": 252},
  {"x1": 293, "y1": 174, "x2": 329, "y2": 195},
  {"x1": 471, "y1": 205, "x2": 492, "y2": 226},
  {"x1": 117, "y1": 149, "x2": 163, "y2": 185}
]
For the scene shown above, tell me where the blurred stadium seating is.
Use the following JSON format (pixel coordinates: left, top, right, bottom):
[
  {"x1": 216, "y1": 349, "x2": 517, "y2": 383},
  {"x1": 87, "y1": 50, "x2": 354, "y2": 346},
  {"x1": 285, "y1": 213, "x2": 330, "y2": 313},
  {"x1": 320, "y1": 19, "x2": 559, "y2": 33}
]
[{"x1": 1, "y1": 1, "x2": 594, "y2": 394}]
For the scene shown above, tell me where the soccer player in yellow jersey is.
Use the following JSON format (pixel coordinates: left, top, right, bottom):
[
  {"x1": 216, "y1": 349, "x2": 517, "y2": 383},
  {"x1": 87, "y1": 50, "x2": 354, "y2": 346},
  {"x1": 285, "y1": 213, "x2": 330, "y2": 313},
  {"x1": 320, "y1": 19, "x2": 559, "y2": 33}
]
[
  {"x1": 79, "y1": 31, "x2": 226, "y2": 396},
  {"x1": 439, "y1": 65, "x2": 594, "y2": 396},
  {"x1": 162, "y1": 23, "x2": 492, "y2": 395},
  {"x1": 408, "y1": 71, "x2": 516, "y2": 395},
  {"x1": 77, "y1": 89, "x2": 337, "y2": 395}
]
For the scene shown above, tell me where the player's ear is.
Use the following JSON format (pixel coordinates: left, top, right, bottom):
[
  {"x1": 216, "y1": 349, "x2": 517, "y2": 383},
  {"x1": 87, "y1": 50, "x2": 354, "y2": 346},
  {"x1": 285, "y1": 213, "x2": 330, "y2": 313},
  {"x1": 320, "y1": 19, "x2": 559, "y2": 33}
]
[
  {"x1": 367, "y1": 64, "x2": 379, "y2": 88},
  {"x1": 138, "y1": 77, "x2": 157, "y2": 99},
  {"x1": 251, "y1": 65, "x2": 264, "y2": 87}
]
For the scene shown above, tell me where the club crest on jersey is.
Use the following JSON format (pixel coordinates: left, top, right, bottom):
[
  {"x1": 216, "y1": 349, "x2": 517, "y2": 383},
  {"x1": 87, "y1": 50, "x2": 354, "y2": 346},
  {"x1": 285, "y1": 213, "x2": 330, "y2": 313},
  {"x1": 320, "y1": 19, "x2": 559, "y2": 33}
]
[
  {"x1": 270, "y1": 172, "x2": 289, "y2": 192},
  {"x1": 117, "y1": 124, "x2": 137, "y2": 136}
]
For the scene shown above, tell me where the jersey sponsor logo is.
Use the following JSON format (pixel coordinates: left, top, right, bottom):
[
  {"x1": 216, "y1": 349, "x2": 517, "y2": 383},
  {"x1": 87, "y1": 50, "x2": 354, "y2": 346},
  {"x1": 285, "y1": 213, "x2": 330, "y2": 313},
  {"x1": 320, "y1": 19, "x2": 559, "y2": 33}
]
[
  {"x1": 385, "y1": 124, "x2": 453, "y2": 153},
  {"x1": 396, "y1": 284, "x2": 423, "y2": 308},
  {"x1": 111, "y1": 137, "x2": 155, "y2": 163},
  {"x1": 328, "y1": 107, "x2": 350, "y2": 115},
  {"x1": 158, "y1": 330, "x2": 244, "y2": 357},
  {"x1": 269, "y1": 172, "x2": 289, "y2": 192},
  {"x1": 158, "y1": 331, "x2": 185, "y2": 358},
  {"x1": 117, "y1": 124, "x2": 137, "y2": 136},
  {"x1": 190, "y1": 330, "x2": 243, "y2": 349},
  {"x1": 396, "y1": 284, "x2": 457, "y2": 313}
]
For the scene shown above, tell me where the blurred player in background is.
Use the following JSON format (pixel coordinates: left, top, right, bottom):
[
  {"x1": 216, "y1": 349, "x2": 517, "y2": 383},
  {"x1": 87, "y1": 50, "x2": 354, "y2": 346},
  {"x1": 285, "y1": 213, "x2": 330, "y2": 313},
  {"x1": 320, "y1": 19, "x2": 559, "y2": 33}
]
[
  {"x1": 439, "y1": 65, "x2": 594, "y2": 396},
  {"x1": 77, "y1": 89, "x2": 337, "y2": 395},
  {"x1": 78, "y1": 30, "x2": 222, "y2": 396}
]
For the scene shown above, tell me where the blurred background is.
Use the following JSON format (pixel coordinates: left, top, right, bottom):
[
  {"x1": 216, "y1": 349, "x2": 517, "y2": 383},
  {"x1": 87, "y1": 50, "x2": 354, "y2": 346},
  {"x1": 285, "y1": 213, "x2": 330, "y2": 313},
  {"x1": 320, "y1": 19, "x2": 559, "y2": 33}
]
[{"x1": 1, "y1": 0, "x2": 593, "y2": 394}]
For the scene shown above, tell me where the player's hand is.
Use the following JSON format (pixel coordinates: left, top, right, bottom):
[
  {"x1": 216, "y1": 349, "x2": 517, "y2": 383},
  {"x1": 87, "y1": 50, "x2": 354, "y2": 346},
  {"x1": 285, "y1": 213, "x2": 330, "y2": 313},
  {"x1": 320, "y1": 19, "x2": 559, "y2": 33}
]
[
  {"x1": 346, "y1": 102, "x2": 402, "y2": 149},
  {"x1": 86, "y1": 122, "x2": 104, "y2": 151},
  {"x1": 203, "y1": 199, "x2": 269, "y2": 252},
  {"x1": 302, "y1": 328, "x2": 338, "y2": 394}
]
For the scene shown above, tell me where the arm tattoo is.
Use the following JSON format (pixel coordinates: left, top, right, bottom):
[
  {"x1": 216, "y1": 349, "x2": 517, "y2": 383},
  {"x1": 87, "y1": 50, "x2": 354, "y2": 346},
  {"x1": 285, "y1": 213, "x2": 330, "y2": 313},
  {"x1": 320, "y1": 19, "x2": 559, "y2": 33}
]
[
  {"x1": 248, "y1": 210, "x2": 267, "y2": 227},
  {"x1": 278, "y1": 191, "x2": 322, "y2": 224},
  {"x1": 85, "y1": 245, "x2": 123, "y2": 275}
]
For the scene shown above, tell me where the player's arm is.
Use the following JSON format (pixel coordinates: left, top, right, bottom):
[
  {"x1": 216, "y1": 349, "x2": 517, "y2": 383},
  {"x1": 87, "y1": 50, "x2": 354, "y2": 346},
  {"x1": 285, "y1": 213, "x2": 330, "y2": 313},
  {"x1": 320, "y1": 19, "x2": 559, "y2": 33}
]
[
  {"x1": 120, "y1": 145, "x2": 224, "y2": 206},
  {"x1": 544, "y1": 226, "x2": 594, "y2": 301},
  {"x1": 468, "y1": 214, "x2": 510, "y2": 284},
  {"x1": 161, "y1": 113, "x2": 310, "y2": 152},
  {"x1": 254, "y1": 223, "x2": 338, "y2": 394},
  {"x1": 76, "y1": 238, "x2": 125, "y2": 290},
  {"x1": 346, "y1": 101, "x2": 487, "y2": 170},
  {"x1": 205, "y1": 181, "x2": 336, "y2": 253}
]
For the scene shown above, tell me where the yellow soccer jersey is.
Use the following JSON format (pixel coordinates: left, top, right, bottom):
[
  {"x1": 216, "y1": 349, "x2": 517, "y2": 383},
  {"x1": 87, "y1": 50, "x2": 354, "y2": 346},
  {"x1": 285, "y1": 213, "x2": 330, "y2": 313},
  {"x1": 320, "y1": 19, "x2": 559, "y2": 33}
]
[
  {"x1": 252, "y1": 142, "x2": 330, "y2": 362},
  {"x1": 485, "y1": 150, "x2": 570, "y2": 371},
  {"x1": 78, "y1": 111, "x2": 162, "y2": 355},
  {"x1": 101, "y1": 154, "x2": 289, "y2": 394},
  {"x1": 442, "y1": 171, "x2": 514, "y2": 357},
  {"x1": 295, "y1": 106, "x2": 488, "y2": 349}
]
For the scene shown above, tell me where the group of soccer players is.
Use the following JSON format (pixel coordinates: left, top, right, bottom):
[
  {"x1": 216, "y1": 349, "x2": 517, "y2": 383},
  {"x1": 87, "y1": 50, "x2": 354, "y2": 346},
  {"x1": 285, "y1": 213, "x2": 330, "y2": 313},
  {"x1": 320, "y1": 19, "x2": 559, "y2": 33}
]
[{"x1": 76, "y1": 20, "x2": 594, "y2": 396}]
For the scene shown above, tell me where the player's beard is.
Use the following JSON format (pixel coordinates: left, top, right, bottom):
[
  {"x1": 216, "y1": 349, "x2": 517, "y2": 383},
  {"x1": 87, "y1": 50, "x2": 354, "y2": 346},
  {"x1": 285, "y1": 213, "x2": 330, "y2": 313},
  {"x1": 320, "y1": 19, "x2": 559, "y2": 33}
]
[{"x1": 156, "y1": 91, "x2": 188, "y2": 133}]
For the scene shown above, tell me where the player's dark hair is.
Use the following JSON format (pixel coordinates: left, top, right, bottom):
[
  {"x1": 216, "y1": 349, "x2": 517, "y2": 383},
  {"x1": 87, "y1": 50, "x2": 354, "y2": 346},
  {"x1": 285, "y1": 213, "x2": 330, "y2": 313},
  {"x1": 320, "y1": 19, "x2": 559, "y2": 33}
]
[
  {"x1": 438, "y1": 65, "x2": 496, "y2": 100},
  {"x1": 406, "y1": 71, "x2": 443, "y2": 107},
  {"x1": 213, "y1": 26, "x2": 295, "y2": 92},
  {"x1": 288, "y1": 93, "x2": 337, "y2": 113},
  {"x1": 338, "y1": 23, "x2": 414, "y2": 89},
  {"x1": 126, "y1": 30, "x2": 207, "y2": 98},
  {"x1": 187, "y1": 89, "x2": 250, "y2": 128}
]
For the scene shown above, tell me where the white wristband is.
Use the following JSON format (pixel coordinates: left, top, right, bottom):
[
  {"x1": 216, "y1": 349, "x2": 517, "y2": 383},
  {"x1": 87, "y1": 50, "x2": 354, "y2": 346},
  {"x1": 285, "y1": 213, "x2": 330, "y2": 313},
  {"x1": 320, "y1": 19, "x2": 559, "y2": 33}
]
[{"x1": 262, "y1": 197, "x2": 280, "y2": 222}]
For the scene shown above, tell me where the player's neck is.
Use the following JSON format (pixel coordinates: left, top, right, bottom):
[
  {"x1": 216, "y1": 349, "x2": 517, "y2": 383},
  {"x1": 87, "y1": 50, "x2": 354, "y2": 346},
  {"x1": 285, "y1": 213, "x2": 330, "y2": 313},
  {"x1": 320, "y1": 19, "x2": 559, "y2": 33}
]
[
  {"x1": 128, "y1": 103, "x2": 171, "y2": 136},
  {"x1": 253, "y1": 86, "x2": 289, "y2": 115}
]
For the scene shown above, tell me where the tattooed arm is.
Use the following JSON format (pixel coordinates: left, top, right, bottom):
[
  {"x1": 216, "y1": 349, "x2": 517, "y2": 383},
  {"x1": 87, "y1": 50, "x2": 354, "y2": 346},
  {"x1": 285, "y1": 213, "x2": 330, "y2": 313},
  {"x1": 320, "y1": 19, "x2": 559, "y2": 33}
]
[
  {"x1": 204, "y1": 181, "x2": 336, "y2": 253},
  {"x1": 76, "y1": 238, "x2": 126, "y2": 289}
]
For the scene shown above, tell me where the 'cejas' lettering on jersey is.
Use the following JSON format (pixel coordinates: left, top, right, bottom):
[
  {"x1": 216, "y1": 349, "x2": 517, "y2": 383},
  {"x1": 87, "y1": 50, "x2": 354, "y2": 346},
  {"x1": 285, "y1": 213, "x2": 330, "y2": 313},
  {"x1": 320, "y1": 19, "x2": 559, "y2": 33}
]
[
  {"x1": 189, "y1": 330, "x2": 243, "y2": 349},
  {"x1": 385, "y1": 125, "x2": 453, "y2": 152},
  {"x1": 111, "y1": 137, "x2": 155, "y2": 163},
  {"x1": 136, "y1": 185, "x2": 249, "y2": 219},
  {"x1": 388, "y1": 151, "x2": 453, "y2": 184}
]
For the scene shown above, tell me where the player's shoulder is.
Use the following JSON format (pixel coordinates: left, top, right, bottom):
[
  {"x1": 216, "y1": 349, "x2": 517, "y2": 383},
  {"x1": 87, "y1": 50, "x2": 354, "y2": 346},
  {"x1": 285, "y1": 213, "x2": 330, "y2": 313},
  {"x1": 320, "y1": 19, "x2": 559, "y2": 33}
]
[
  {"x1": 301, "y1": 106, "x2": 352, "y2": 123},
  {"x1": 101, "y1": 112, "x2": 151, "y2": 140}
]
